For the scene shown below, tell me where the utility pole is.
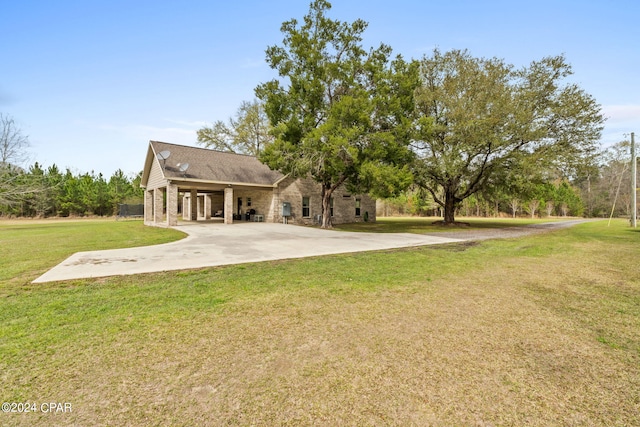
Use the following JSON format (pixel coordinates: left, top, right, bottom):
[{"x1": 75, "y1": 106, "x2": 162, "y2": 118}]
[{"x1": 632, "y1": 132, "x2": 637, "y2": 228}]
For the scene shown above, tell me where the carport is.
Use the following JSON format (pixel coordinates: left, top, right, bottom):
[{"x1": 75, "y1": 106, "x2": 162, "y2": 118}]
[{"x1": 140, "y1": 141, "x2": 285, "y2": 227}]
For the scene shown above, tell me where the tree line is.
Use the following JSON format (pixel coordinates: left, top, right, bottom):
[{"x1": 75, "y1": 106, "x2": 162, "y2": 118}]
[
  {"x1": 379, "y1": 180, "x2": 585, "y2": 218},
  {"x1": 0, "y1": 162, "x2": 143, "y2": 218},
  {"x1": 1, "y1": 153, "x2": 631, "y2": 219}
]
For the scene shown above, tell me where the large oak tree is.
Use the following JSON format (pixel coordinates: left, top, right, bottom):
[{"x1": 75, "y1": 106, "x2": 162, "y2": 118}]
[
  {"x1": 255, "y1": 0, "x2": 417, "y2": 228},
  {"x1": 412, "y1": 49, "x2": 605, "y2": 224}
]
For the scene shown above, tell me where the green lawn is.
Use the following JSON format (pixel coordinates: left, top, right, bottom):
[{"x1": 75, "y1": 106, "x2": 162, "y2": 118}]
[
  {"x1": 1, "y1": 218, "x2": 638, "y2": 426},
  {"x1": 0, "y1": 218, "x2": 185, "y2": 288}
]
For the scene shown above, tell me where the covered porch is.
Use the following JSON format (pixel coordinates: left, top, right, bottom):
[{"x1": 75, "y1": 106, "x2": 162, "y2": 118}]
[
  {"x1": 144, "y1": 180, "x2": 275, "y2": 227},
  {"x1": 141, "y1": 140, "x2": 286, "y2": 228}
]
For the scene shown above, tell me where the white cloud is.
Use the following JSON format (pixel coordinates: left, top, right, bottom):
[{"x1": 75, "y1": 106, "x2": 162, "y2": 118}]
[
  {"x1": 602, "y1": 104, "x2": 640, "y2": 123},
  {"x1": 162, "y1": 118, "x2": 208, "y2": 128},
  {"x1": 600, "y1": 105, "x2": 640, "y2": 147},
  {"x1": 99, "y1": 121, "x2": 201, "y2": 146},
  {"x1": 241, "y1": 57, "x2": 266, "y2": 69}
]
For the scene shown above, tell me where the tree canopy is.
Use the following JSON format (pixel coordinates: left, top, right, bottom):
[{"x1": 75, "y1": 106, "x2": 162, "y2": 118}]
[
  {"x1": 255, "y1": 0, "x2": 417, "y2": 228},
  {"x1": 412, "y1": 49, "x2": 605, "y2": 224},
  {"x1": 1, "y1": 113, "x2": 30, "y2": 166},
  {"x1": 1, "y1": 113, "x2": 34, "y2": 207},
  {"x1": 196, "y1": 99, "x2": 272, "y2": 156}
]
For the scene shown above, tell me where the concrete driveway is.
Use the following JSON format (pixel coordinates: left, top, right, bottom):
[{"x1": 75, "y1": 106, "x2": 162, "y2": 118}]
[{"x1": 33, "y1": 223, "x2": 465, "y2": 283}]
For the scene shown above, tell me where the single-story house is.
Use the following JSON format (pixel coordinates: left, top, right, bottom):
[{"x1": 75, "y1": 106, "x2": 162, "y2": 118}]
[{"x1": 140, "y1": 141, "x2": 376, "y2": 227}]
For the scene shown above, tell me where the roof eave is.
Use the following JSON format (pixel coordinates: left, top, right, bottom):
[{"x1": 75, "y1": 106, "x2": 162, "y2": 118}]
[
  {"x1": 168, "y1": 176, "x2": 278, "y2": 188},
  {"x1": 273, "y1": 173, "x2": 290, "y2": 186}
]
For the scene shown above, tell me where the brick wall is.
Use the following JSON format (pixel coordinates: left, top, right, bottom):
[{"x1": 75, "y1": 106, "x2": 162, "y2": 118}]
[
  {"x1": 273, "y1": 177, "x2": 376, "y2": 225},
  {"x1": 232, "y1": 188, "x2": 274, "y2": 220}
]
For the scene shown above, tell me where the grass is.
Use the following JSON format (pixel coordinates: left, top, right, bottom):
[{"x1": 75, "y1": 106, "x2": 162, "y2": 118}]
[
  {"x1": 0, "y1": 218, "x2": 185, "y2": 288},
  {"x1": 0, "y1": 218, "x2": 639, "y2": 426},
  {"x1": 334, "y1": 215, "x2": 565, "y2": 233}
]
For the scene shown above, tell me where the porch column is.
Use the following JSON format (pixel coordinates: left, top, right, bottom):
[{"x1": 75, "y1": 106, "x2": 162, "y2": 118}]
[
  {"x1": 182, "y1": 194, "x2": 189, "y2": 220},
  {"x1": 224, "y1": 187, "x2": 234, "y2": 224},
  {"x1": 204, "y1": 194, "x2": 212, "y2": 220},
  {"x1": 166, "y1": 182, "x2": 178, "y2": 227},
  {"x1": 197, "y1": 195, "x2": 206, "y2": 219},
  {"x1": 190, "y1": 189, "x2": 197, "y2": 221},
  {"x1": 144, "y1": 189, "x2": 154, "y2": 224},
  {"x1": 153, "y1": 188, "x2": 164, "y2": 224}
]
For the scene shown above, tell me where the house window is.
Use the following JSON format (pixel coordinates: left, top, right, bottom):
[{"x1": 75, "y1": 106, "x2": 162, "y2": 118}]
[
  {"x1": 302, "y1": 197, "x2": 310, "y2": 217},
  {"x1": 330, "y1": 197, "x2": 334, "y2": 217},
  {"x1": 355, "y1": 198, "x2": 361, "y2": 216},
  {"x1": 247, "y1": 197, "x2": 252, "y2": 207}
]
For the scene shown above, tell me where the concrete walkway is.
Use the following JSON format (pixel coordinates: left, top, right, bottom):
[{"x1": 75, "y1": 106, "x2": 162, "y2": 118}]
[
  {"x1": 33, "y1": 220, "x2": 590, "y2": 283},
  {"x1": 33, "y1": 223, "x2": 465, "y2": 283}
]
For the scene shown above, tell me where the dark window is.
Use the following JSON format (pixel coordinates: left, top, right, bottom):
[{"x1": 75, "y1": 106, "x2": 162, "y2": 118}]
[
  {"x1": 302, "y1": 197, "x2": 310, "y2": 217},
  {"x1": 330, "y1": 197, "x2": 334, "y2": 217},
  {"x1": 355, "y1": 198, "x2": 361, "y2": 216}
]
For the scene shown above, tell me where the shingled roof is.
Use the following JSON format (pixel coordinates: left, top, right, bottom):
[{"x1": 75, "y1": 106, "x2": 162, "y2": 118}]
[{"x1": 143, "y1": 141, "x2": 285, "y2": 187}]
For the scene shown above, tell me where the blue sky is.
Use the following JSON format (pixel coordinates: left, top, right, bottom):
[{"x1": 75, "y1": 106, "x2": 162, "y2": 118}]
[{"x1": 2, "y1": 0, "x2": 639, "y2": 176}]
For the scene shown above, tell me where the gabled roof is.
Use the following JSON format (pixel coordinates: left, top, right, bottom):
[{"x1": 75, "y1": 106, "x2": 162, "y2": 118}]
[{"x1": 141, "y1": 141, "x2": 285, "y2": 187}]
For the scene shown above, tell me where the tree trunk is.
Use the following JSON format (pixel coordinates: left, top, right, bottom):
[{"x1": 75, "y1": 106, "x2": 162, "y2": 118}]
[
  {"x1": 529, "y1": 199, "x2": 540, "y2": 219},
  {"x1": 510, "y1": 199, "x2": 519, "y2": 218},
  {"x1": 443, "y1": 190, "x2": 458, "y2": 224},
  {"x1": 546, "y1": 201, "x2": 554, "y2": 217},
  {"x1": 320, "y1": 183, "x2": 333, "y2": 229}
]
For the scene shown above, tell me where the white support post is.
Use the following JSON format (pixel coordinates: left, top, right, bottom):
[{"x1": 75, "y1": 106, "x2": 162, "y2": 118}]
[
  {"x1": 190, "y1": 189, "x2": 198, "y2": 221},
  {"x1": 204, "y1": 194, "x2": 212, "y2": 220},
  {"x1": 182, "y1": 194, "x2": 189, "y2": 220},
  {"x1": 632, "y1": 132, "x2": 637, "y2": 228}
]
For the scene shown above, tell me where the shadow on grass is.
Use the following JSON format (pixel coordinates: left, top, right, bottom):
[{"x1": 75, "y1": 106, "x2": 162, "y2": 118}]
[
  {"x1": 426, "y1": 241, "x2": 480, "y2": 252},
  {"x1": 334, "y1": 217, "x2": 566, "y2": 234}
]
